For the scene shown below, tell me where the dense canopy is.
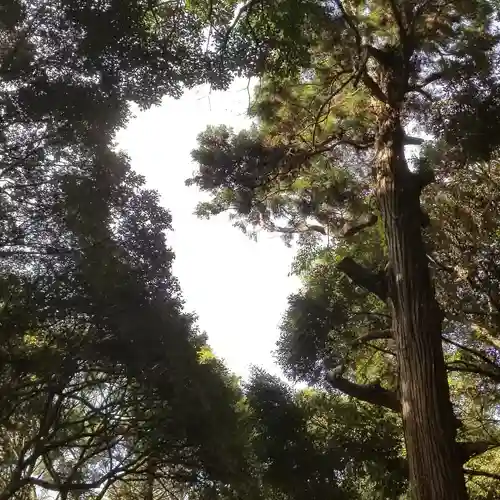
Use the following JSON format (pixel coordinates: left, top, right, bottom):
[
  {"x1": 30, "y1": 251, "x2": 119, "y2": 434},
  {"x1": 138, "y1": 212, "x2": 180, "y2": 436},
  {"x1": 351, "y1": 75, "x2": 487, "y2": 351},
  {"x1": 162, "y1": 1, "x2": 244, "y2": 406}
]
[
  {"x1": 189, "y1": 0, "x2": 500, "y2": 499},
  {"x1": 1, "y1": 0, "x2": 500, "y2": 499}
]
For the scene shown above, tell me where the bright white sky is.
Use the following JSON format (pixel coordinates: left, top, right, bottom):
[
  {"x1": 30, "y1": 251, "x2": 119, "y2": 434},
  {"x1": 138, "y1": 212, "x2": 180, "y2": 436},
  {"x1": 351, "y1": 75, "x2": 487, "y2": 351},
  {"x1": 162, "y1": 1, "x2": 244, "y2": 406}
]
[{"x1": 116, "y1": 80, "x2": 301, "y2": 380}]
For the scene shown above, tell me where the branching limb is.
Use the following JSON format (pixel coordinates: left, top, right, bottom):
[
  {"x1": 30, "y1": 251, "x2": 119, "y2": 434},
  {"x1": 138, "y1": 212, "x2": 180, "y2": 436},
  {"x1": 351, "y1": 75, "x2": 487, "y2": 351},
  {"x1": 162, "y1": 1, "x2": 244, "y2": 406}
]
[
  {"x1": 362, "y1": 74, "x2": 388, "y2": 103},
  {"x1": 463, "y1": 468, "x2": 500, "y2": 481},
  {"x1": 323, "y1": 366, "x2": 496, "y2": 467},
  {"x1": 341, "y1": 213, "x2": 378, "y2": 238},
  {"x1": 332, "y1": 0, "x2": 362, "y2": 49},
  {"x1": 419, "y1": 71, "x2": 444, "y2": 87},
  {"x1": 366, "y1": 45, "x2": 398, "y2": 68},
  {"x1": 313, "y1": 137, "x2": 374, "y2": 154},
  {"x1": 427, "y1": 254, "x2": 454, "y2": 273},
  {"x1": 409, "y1": 87, "x2": 435, "y2": 101},
  {"x1": 443, "y1": 336, "x2": 499, "y2": 369},
  {"x1": 353, "y1": 329, "x2": 393, "y2": 346},
  {"x1": 337, "y1": 257, "x2": 387, "y2": 301},
  {"x1": 265, "y1": 221, "x2": 326, "y2": 235},
  {"x1": 446, "y1": 363, "x2": 500, "y2": 383},
  {"x1": 404, "y1": 135, "x2": 425, "y2": 146},
  {"x1": 218, "y1": 0, "x2": 260, "y2": 64},
  {"x1": 312, "y1": 71, "x2": 362, "y2": 148},
  {"x1": 408, "y1": 72, "x2": 443, "y2": 98},
  {"x1": 326, "y1": 371, "x2": 400, "y2": 412},
  {"x1": 459, "y1": 441, "x2": 500, "y2": 463},
  {"x1": 387, "y1": 0, "x2": 405, "y2": 38}
]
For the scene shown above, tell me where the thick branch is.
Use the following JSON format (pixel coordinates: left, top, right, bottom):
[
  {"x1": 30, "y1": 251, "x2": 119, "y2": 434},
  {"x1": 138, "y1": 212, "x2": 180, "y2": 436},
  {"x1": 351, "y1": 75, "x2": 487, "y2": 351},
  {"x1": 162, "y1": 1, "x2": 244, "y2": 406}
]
[
  {"x1": 332, "y1": 0, "x2": 362, "y2": 49},
  {"x1": 266, "y1": 221, "x2": 326, "y2": 235},
  {"x1": 366, "y1": 45, "x2": 398, "y2": 69},
  {"x1": 404, "y1": 135, "x2": 425, "y2": 146},
  {"x1": 443, "y1": 336, "x2": 499, "y2": 369},
  {"x1": 409, "y1": 72, "x2": 443, "y2": 94},
  {"x1": 474, "y1": 326, "x2": 500, "y2": 350},
  {"x1": 219, "y1": 0, "x2": 259, "y2": 59},
  {"x1": 326, "y1": 372, "x2": 400, "y2": 412},
  {"x1": 458, "y1": 441, "x2": 500, "y2": 463},
  {"x1": 312, "y1": 72, "x2": 363, "y2": 148},
  {"x1": 337, "y1": 257, "x2": 387, "y2": 301},
  {"x1": 353, "y1": 329, "x2": 393, "y2": 346},
  {"x1": 362, "y1": 74, "x2": 388, "y2": 103},
  {"x1": 387, "y1": 0, "x2": 405, "y2": 40},
  {"x1": 409, "y1": 87, "x2": 435, "y2": 101},
  {"x1": 420, "y1": 71, "x2": 443, "y2": 87},
  {"x1": 463, "y1": 468, "x2": 500, "y2": 481},
  {"x1": 325, "y1": 378, "x2": 495, "y2": 458},
  {"x1": 341, "y1": 213, "x2": 378, "y2": 238},
  {"x1": 411, "y1": 168, "x2": 435, "y2": 192},
  {"x1": 446, "y1": 313, "x2": 500, "y2": 350},
  {"x1": 446, "y1": 363, "x2": 500, "y2": 383},
  {"x1": 326, "y1": 137, "x2": 375, "y2": 151},
  {"x1": 29, "y1": 477, "x2": 105, "y2": 493}
]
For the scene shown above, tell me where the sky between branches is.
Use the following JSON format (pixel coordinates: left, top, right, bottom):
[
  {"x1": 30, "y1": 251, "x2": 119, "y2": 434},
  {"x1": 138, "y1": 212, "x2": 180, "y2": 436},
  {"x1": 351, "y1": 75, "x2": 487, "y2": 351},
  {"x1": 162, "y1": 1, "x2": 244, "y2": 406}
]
[{"x1": 116, "y1": 80, "x2": 301, "y2": 379}]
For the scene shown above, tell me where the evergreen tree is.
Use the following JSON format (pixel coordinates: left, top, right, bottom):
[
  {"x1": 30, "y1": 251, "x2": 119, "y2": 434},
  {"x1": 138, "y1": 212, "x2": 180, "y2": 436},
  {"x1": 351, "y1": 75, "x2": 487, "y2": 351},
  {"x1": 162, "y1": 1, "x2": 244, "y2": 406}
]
[
  {"x1": 0, "y1": 1, "x2": 250, "y2": 498},
  {"x1": 189, "y1": 1, "x2": 500, "y2": 497}
]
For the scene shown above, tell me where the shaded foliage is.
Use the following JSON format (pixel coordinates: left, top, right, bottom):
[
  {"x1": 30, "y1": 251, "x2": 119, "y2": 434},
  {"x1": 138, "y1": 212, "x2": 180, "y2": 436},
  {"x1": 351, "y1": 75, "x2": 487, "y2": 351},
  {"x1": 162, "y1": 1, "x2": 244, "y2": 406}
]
[
  {"x1": 0, "y1": 1, "x2": 252, "y2": 498},
  {"x1": 244, "y1": 370, "x2": 407, "y2": 500},
  {"x1": 189, "y1": 0, "x2": 500, "y2": 497}
]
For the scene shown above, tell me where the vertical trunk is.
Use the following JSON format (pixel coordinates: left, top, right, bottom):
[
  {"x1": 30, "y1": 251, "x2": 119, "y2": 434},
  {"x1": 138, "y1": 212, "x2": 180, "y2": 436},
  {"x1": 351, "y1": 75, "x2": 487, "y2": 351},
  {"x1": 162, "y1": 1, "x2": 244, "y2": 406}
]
[
  {"x1": 375, "y1": 101, "x2": 467, "y2": 499},
  {"x1": 145, "y1": 456, "x2": 157, "y2": 500}
]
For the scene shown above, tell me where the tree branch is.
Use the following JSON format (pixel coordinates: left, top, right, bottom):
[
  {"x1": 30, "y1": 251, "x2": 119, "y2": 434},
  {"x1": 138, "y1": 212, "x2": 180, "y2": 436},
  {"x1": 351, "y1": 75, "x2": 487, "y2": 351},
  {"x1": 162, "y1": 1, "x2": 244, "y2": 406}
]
[
  {"x1": 337, "y1": 257, "x2": 387, "y2": 301},
  {"x1": 443, "y1": 336, "x2": 499, "y2": 369},
  {"x1": 353, "y1": 329, "x2": 393, "y2": 346},
  {"x1": 313, "y1": 137, "x2": 374, "y2": 154},
  {"x1": 218, "y1": 0, "x2": 259, "y2": 61},
  {"x1": 266, "y1": 221, "x2": 326, "y2": 235},
  {"x1": 409, "y1": 87, "x2": 435, "y2": 101},
  {"x1": 332, "y1": 0, "x2": 362, "y2": 49},
  {"x1": 341, "y1": 213, "x2": 378, "y2": 238},
  {"x1": 325, "y1": 378, "x2": 497, "y2": 455},
  {"x1": 387, "y1": 0, "x2": 405, "y2": 38},
  {"x1": 420, "y1": 71, "x2": 443, "y2": 87},
  {"x1": 458, "y1": 441, "x2": 500, "y2": 463},
  {"x1": 404, "y1": 135, "x2": 425, "y2": 146},
  {"x1": 312, "y1": 71, "x2": 361, "y2": 148},
  {"x1": 362, "y1": 74, "x2": 388, "y2": 103},
  {"x1": 464, "y1": 468, "x2": 500, "y2": 481},
  {"x1": 326, "y1": 372, "x2": 400, "y2": 411},
  {"x1": 409, "y1": 72, "x2": 443, "y2": 95},
  {"x1": 446, "y1": 363, "x2": 500, "y2": 383},
  {"x1": 366, "y1": 45, "x2": 396, "y2": 68},
  {"x1": 412, "y1": 168, "x2": 435, "y2": 192}
]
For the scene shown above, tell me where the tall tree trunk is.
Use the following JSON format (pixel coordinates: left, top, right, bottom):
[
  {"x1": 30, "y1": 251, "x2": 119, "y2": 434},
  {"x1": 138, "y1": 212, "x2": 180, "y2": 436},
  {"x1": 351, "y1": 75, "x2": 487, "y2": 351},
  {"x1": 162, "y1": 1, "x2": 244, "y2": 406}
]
[
  {"x1": 144, "y1": 455, "x2": 157, "y2": 500},
  {"x1": 374, "y1": 77, "x2": 468, "y2": 498}
]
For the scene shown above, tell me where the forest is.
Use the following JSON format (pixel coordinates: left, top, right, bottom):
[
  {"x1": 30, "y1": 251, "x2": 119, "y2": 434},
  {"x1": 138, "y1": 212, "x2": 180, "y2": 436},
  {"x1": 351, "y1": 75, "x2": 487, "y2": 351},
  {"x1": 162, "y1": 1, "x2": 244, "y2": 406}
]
[{"x1": 1, "y1": 0, "x2": 500, "y2": 499}]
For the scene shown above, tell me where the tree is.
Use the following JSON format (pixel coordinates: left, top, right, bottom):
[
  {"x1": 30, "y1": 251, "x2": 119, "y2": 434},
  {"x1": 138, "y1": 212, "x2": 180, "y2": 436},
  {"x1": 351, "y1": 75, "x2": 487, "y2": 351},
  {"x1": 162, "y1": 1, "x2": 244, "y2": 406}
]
[
  {"x1": 0, "y1": 1, "x2": 252, "y2": 498},
  {"x1": 0, "y1": 163, "x2": 250, "y2": 498},
  {"x1": 188, "y1": 1, "x2": 500, "y2": 497},
  {"x1": 244, "y1": 369, "x2": 407, "y2": 500}
]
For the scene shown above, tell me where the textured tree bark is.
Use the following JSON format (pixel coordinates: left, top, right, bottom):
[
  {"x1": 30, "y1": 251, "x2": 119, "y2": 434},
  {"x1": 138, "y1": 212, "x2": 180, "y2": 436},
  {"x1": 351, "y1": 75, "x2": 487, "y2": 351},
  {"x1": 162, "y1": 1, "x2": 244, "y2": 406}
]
[{"x1": 374, "y1": 89, "x2": 468, "y2": 498}]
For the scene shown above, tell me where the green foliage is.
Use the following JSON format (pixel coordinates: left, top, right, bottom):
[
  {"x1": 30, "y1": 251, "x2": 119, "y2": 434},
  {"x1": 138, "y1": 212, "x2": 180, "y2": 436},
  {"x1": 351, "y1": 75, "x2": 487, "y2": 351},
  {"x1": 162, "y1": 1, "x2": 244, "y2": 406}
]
[
  {"x1": 189, "y1": 0, "x2": 500, "y2": 496},
  {"x1": 0, "y1": 1, "x2": 251, "y2": 498},
  {"x1": 244, "y1": 370, "x2": 407, "y2": 499},
  {"x1": 4, "y1": 0, "x2": 500, "y2": 497},
  {"x1": 277, "y1": 244, "x2": 390, "y2": 384}
]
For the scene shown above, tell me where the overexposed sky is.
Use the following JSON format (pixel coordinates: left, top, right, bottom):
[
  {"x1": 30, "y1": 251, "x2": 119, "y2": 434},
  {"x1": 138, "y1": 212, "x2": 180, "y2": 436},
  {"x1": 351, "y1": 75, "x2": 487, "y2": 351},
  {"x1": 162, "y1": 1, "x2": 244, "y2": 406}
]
[{"x1": 116, "y1": 80, "x2": 301, "y2": 379}]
